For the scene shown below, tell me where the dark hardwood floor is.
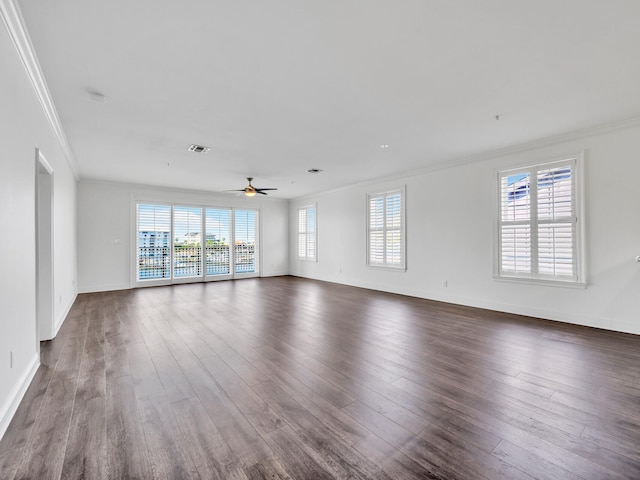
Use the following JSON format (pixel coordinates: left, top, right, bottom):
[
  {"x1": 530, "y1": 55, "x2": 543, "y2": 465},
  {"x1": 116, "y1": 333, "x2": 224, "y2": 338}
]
[{"x1": 1, "y1": 276, "x2": 639, "y2": 479}]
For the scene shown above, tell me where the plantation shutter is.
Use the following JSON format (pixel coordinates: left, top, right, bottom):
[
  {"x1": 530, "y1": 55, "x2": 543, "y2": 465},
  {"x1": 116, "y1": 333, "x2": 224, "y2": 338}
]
[
  {"x1": 498, "y1": 159, "x2": 578, "y2": 281},
  {"x1": 537, "y1": 165, "x2": 576, "y2": 278},
  {"x1": 368, "y1": 190, "x2": 404, "y2": 268},
  {"x1": 499, "y1": 172, "x2": 532, "y2": 275},
  {"x1": 368, "y1": 195, "x2": 385, "y2": 265},
  {"x1": 205, "y1": 208, "x2": 231, "y2": 275},
  {"x1": 385, "y1": 192, "x2": 402, "y2": 265},
  {"x1": 136, "y1": 204, "x2": 171, "y2": 280},
  {"x1": 136, "y1": 203, "x2": 261, "y2": 284},
  {"x1": 173, "y1": 206, "x2": 203, "y2": 278},
  {"x1": 234, "y1": 210, "x2": 258, "y2": 274},
  {"x1": 298, "y1": 206, "x2": 316, "y2": 260},
  {"x1": 298, "y1": 208, "x2": 307, "y2": 258},
  {"x1": 306, "y1": 207, "x2": 316, "y2": 259}
]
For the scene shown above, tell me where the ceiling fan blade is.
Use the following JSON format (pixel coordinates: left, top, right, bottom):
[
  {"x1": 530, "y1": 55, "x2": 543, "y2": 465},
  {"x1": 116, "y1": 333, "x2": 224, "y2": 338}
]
[{"x1": 226, "y1": 179, "x2": 277, "y2": 196}]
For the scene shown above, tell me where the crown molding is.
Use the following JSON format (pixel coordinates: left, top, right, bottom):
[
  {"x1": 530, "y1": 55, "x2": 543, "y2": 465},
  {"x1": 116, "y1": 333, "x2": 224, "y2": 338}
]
[
  {"x1": 291, "y1": 114, "x2": 640, "y2": 203},
  {"x1": 0, "y1": 0, "x2": 78, "y2": 178},
  {"x1": 434, "y1": 114, "x2": 640, "y2": 171}
]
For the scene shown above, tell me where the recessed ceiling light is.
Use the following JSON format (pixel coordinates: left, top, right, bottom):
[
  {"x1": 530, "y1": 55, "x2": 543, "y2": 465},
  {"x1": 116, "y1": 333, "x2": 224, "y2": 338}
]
[
  {"x1": 380, "y1": 144, "x2": 389, "y2": 149},
  {"x1": 306, "y1": 168, "x2": 323, "y2": 174},
  {"x1": 188, "y1": 144, "x2": 210, "y2": 153}
]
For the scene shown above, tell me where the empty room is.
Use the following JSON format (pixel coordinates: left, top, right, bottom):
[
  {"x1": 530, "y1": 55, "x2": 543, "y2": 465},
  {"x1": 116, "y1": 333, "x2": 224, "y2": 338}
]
[{"x1": 1, "y1": 1, "x2": 640, "y2": 479}]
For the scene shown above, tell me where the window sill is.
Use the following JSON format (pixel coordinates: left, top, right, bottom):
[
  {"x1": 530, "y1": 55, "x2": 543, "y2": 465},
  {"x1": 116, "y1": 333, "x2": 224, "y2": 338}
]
[
  {"x1": 493, "y1": 275, "x2": 586, "y2": 289},
  {"x1": 367, "y1": 264, "x2": 407, "y2": 272}
]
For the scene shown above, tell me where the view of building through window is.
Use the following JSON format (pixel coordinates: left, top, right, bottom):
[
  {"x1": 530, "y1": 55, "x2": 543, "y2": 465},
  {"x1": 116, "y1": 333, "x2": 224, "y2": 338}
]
[
  {"x1": 136, "y1": 204, "x2": 258, "y2": 282},
  {"x1": 498, "y1": 158, "x2": 579, "y2": 282},
  {"x1": 205, "y1": 208, "x2": 231, "y2": 275}
]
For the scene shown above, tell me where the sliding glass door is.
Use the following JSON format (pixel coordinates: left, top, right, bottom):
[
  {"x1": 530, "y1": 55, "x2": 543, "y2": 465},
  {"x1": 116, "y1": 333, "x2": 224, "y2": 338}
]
[
  {"x1": 135, "y1": 203, "x2": 259, "y2": 286},
  {"x1": 137, "y1": 204, "x2": 171, "y2": 280},
  {"x1": 205, "y1": 208, "x2": 231, "y2": 277},
  {"x1": 173, "y1": 206, "x2": 203, "y2": 281},
  {"x1": 234, "y1": 209, "x2": 257, "y2": 275}
]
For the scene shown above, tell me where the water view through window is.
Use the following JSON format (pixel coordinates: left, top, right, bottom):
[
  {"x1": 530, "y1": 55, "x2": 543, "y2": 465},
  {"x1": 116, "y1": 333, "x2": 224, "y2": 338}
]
[{"x1": 136, "y1": 204, "x2": 258, "y2": 282}]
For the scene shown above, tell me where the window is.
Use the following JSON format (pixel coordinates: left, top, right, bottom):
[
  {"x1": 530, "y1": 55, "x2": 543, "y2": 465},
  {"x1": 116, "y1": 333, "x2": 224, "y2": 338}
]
[
  {"x1": 234, "y1": 209, "x2": 258, "y2": 274},
  {"x1": 205, "y1": 208, "x2": 231, "y2": 275},
  {"x1": 497, "y1": 156, "x2": 583, "y2": 284},
  {"x1": 137, "y1": 204, "x2": 171, "y2": 280},
  {"x1": 135, "y1": 203, "x2": 259, "y2": 284},
  {"x1": 173, "y1": 206, "x2": 202, "y2": 278},
  {"x1": 367, "y1": 188, "x2": 405, "y2": 269},
  {"x1": 298, "y1": 205, "x2": 317, "y2": 261}
]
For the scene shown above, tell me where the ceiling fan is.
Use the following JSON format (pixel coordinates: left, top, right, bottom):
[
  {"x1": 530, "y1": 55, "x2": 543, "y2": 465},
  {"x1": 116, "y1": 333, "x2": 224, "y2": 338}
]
[{"x1": 228, "y1": 177, "x2": 278, "y2": 197}]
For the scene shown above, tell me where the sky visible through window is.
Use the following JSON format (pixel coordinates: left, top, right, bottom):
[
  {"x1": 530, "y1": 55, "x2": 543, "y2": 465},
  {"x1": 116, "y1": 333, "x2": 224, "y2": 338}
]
[
  {"x1": 500, "y1": 163, "x2": 576, "y2": 280},
  {"x1": 173, "y1": 206, "x2": 201, "y2": 245},
  {"x1": 235, "y1": 210, "x2": 256, "y2": 244},
  {"x1": 136, "y1": 204, "x2": 258, "y2": 280},
  {"x1": 137, "y1": 204, "x2": 170, "y2": 232}
]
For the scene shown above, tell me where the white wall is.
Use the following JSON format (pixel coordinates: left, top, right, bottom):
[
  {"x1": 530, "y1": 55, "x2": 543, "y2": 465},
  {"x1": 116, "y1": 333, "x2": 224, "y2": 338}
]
[
  {"x1": 77, "y1": 180, "x2": 289, "y2": 293},
  {"x1": 290, "y1": 122, "x2": 640, "y2": 335},
  {"x1": 0, "y1": 12, "x2": 77, "y2": 438}
]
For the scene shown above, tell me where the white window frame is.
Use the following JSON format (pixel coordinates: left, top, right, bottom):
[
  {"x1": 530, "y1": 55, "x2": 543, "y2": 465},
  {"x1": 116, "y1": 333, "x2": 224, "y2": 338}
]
[
  {"x1": 367, "y1": 186, "x2": 406, "y2": 270},
  {"x1": 297, "y1": 204, "x2": 317, "y2": 261},
  {"x1": 204, "y1": 207, "x2": 234, "y2": 279},
  {"x1": 233, "y1": 208, "x2": 261, "y2": 279},
  {"x1": 132, "y1": 199, "x2": 261, "y2": 287},
  {"x1": 494, "y1": 154, "x2": 586, "y2": 287},
  {"x1": 172, "y1": 205, "x2": 205, "y2": 284}
]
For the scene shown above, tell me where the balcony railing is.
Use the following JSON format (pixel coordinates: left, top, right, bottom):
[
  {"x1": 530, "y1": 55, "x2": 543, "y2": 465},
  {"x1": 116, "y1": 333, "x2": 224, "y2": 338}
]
[
  {"x1": 174, "y1": 245, "x2": 202, "y2": 277},
  {"x1": 234, "y1": 244, "x2": 255, "y2": 273},
  {"x1": 138, "y1": 247, "x2": 170, "y2": 279},
  {"x1": 137, "y1": 244, "x2": 255, "y2": 280},
  {"x1": 206, "y1": 245, "x2": 230, "y2": 275}
]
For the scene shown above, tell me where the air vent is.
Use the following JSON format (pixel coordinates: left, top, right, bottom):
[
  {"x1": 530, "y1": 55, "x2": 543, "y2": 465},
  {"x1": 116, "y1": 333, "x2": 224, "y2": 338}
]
[{"x1": 188, "y1": 144, "x2": 210, "y2": 153}]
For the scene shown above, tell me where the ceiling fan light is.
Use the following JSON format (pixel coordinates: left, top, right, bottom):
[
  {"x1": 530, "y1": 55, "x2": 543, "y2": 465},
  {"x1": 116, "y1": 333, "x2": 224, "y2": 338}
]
[{"x1": 244, "y1": 189, "x2": 257, "y2": 197}]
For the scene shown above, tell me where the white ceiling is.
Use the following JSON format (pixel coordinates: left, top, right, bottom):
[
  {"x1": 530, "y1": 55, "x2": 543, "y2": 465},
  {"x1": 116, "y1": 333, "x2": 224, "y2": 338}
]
[{"x1": 17, "y1": 0, "x2": 640, "y2": 199}]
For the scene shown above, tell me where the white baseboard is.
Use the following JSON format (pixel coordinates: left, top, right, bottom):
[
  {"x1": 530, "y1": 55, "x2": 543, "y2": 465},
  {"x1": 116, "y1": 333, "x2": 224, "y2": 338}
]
[
  {"x1": 78, "y1": 283, "x2": 131, "y2": 294},
  {"x1": 80, "y1": 277, "x2": 293, "y2": 292},
  {"x1": 261, "y1": 271, "x2": 289, "y2": 278},
  {"x1": 0, "y1": 352, "x2": 40, "y2": 441},
  {"x1": 288, "y1": 273, "x2": 640, "y2": 336},
  {"x1": 53, "y1": 291, "x2": 77, "y2": 337}
]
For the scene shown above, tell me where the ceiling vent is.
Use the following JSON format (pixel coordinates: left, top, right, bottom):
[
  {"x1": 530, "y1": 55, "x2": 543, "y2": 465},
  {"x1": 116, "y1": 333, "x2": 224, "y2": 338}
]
[{"x1": 188, "y1": 144, "x2": 210, "y2": 153}]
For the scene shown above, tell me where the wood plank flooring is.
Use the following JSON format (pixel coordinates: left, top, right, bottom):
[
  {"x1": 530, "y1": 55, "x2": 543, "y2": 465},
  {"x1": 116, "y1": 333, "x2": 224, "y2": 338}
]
[{"x1": 1, "y1": 276, "x2": 639, "y2": 479}]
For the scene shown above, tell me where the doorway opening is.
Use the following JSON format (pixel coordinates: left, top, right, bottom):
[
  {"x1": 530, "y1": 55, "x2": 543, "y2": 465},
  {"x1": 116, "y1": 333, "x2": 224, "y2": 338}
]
[{"x1": 36, "y1": 149, "x2": 54, "y2": 342}]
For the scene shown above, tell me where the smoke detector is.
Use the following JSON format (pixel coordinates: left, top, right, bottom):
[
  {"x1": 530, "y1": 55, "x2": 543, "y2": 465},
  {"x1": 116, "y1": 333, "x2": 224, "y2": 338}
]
[
  {"x1": 88, "y1": 91, "x2": 107, "y2": 103},
  {"x1": 188, "y1": 144, "x2": 210, "y2": 153}
]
